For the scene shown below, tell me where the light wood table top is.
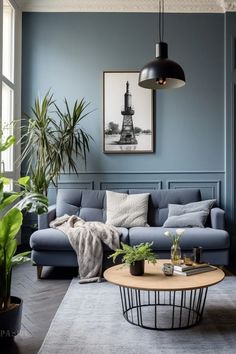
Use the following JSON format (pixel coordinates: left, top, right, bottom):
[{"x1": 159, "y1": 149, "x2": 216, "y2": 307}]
[{"x1": 104, "y1": 259, "x2": 225, "y2": 291}]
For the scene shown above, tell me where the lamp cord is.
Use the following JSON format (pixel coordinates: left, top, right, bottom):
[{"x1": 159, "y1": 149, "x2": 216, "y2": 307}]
[{"x1": 158, "y1": 0, "x2": 164, "y2": 42}]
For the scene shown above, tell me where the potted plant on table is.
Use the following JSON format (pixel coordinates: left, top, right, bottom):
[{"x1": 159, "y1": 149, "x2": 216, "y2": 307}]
[
  {"x1": 0, "y1": 134, "x2": 48, "y2": 337},
  {"x1": 109, "y1": 242, "x2": 157, "y2": 276}
]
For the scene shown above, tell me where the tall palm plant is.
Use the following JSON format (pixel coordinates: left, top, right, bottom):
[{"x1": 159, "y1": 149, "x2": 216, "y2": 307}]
[{"x1": 21, "y1": 92, "x2": 93, "y2": 195}]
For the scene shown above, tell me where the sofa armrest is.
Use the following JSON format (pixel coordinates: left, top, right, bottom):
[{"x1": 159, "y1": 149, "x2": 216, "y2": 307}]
[
  {"x1": 210, "y1": 207, "x2": 225, "y2": 230},
  {"x1": 38, "y1": 204, "x2": 56, "y2": 230}
]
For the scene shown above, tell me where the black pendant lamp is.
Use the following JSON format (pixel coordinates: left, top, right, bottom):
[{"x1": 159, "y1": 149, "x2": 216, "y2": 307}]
[{"x1": 138, "y1": 0, "x2": 185, "y2": 90}]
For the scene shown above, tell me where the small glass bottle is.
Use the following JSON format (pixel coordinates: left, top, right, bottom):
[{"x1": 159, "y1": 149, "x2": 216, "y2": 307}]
[
  {"x1": 171, "y1": 244, "x2": 182, "y2": 265},
  {"x1": 193, "y1": 247, "x2": 202, "y2": 264}
]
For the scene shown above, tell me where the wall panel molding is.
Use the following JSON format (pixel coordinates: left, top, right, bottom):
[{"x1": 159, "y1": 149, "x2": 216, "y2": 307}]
[
  {"x1": 99, "y1": 180, "x2": 162, "y2": 190},
  {"x1": 60, "y1": 170, "x2": 224, "y2": 175},
  {"x1": 50, "y1": 172, "x2": 225, "y2": 206},
  {"x1": 167, "y1": 180, "x2": 221, "y2": 203},
  {"x1": 57, "y1": 181, "x2": 94, "y2": 189}
]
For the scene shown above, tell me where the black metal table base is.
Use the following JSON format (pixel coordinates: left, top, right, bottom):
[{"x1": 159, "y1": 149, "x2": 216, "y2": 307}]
[{"x1": 119, "y1": 286, "x2": 208, "y2": 330}]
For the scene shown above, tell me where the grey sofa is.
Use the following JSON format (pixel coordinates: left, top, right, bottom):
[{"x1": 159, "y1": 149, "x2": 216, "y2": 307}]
[{"x1": 30, "y1": 188, "x2": 230, "y2": 278}]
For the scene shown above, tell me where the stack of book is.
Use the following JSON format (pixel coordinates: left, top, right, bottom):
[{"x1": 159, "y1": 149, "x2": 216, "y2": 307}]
[{"x1": 174, "y1": 263, "x2": 217, "y2": 276}]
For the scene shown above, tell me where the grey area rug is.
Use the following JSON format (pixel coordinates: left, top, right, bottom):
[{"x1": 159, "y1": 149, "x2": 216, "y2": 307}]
[{"x1": 39, "y1": 277, "x2": 236, "y2": 354}]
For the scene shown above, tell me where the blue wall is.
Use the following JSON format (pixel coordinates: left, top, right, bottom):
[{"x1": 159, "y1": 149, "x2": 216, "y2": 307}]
[{"x1": 22, "y1": 13, "x2": 225, "y2": 210}]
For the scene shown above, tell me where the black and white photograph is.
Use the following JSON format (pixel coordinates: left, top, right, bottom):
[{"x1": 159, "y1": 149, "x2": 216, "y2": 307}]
[{"x1": 103, "y1": 71, "x2": 154, "y2": 153}]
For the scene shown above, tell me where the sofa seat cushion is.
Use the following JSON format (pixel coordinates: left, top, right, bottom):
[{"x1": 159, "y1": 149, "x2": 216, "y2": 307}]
[
  {"x1": 30, "y1": 227, "x2": 129, "y2": 252},
  {"x1": 129, "y1": 227, "x2": 230, "y2": 251}
]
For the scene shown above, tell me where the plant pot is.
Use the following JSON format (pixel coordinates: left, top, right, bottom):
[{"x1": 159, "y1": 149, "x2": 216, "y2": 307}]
[
  {"x1": 0, "y1": 296, "x2": 23, "y2": 337},
  {"x1": 130, "y1": 260, "x2": 145, "y2": 276}
]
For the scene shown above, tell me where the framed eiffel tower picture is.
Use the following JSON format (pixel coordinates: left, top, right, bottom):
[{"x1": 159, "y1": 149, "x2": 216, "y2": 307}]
[{"x1": 103, "y1": 71, "x2": 154, "y2": 153}]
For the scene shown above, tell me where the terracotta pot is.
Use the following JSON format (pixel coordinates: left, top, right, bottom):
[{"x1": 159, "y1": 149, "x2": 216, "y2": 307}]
[
  {"x1": 0, "y1": 296, "x2": 23, "y2": 337},
  {"x1": 130, "y1": 260, "x2": 145, "y2": 276}
]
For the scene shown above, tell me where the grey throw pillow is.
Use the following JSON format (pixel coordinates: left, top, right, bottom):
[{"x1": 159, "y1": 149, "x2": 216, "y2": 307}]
[
  {"x1": 168, "y1": 199, "x2": 216, "y2": 217},
  {"x1": 105, "y1": 191, "x2": 150, "y2": 228},
  {"x1": 163, "y1": 199, "x2": 216, "y2": 228},
  {"x1": 163, "y1": 211, "x2": 209, "y2": 228}
]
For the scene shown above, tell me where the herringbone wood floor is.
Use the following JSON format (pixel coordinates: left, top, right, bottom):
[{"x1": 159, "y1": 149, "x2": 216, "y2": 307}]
[{"x1": 0, "y1": 263, "x2": 77, "y2": 354}]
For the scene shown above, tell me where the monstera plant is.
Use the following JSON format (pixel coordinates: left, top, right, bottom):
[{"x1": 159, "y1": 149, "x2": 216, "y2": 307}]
[{"x1": 0, "y1": 131, "x2": 48, "y2": 337}]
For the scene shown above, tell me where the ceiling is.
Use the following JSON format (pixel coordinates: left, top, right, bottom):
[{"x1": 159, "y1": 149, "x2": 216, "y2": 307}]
[{"x1": 14, "y1": 0, "x2": 236, "y2": 13}]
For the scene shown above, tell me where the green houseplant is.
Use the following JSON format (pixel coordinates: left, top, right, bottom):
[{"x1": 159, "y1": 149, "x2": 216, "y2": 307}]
[
  {"x1": 0, "y1": 133, "x2": 48, "y2": 336},
  {"x1": 109, "y1": 242, "x2": 157, "y2": 276},
  {"x1": 21, "y1": 91, "x2": 93, "y2": 195}
]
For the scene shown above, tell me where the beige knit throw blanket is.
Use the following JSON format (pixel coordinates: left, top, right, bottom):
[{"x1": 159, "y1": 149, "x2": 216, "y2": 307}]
[{"x1": 50, "y1": 215, "x2": 120, "y2": 283}]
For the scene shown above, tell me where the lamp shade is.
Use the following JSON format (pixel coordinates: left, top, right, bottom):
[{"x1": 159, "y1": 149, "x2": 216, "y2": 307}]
[{"x1": 138, "y1": 42, "x2": 185, "y2": 90}]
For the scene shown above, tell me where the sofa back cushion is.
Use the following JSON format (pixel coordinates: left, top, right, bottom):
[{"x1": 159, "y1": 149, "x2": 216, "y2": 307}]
[
  {"x1": 56, "y1": 189, "x2": 107, "y2": 221},
  {"x1": 56, "y1": 188, "x2": 201, "y2": 226},
  {"x1": 129, "y1": 189, "x2": 201, "y2": 226}
]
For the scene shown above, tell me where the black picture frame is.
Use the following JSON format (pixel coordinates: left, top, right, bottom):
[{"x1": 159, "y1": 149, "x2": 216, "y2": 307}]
[{"x1": 103, "y1": 71, "x2": 154, "y2": 154}]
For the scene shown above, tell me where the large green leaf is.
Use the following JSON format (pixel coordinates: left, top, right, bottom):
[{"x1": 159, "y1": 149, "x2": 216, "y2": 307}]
[
  {"x1": 0, "y1": 177, "x2": 10, "y2": 185},
  {"x1": 0, "y1": 208, "x2": 23, "y2": 243},
  {"x1": 0, "y1": 193, "x2": 20, "y2": 213},
  {"x1": 0, "y1": 135, "x2": 15, "y2": 152},
  {"x1": 0, "y1": 180, "x2": 3, "y2": 204},
  {"x1": 12, "y1": 251, "x2": 31, "y2": 267},
  {"x1": 6, "y1": 238, "x2": 17, "y2": 271},
  {"x1": 18, "y1": 176, "x2": 31, "y2": 189}
]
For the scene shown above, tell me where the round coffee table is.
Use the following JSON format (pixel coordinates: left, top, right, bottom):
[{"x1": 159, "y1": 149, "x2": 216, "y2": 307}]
[{"x1": 104, "y1": 260, "x2": 225, "y2": 330}]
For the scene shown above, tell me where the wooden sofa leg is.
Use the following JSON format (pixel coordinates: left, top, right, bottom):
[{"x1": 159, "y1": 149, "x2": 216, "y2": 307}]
[{"x1": 37, "y1": 265, "x2": 43, "y2": 279}]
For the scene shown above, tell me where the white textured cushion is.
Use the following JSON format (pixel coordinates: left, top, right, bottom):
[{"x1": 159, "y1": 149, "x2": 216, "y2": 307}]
[{"x1": 105, "y1": 191, "x2": 150, "y2": 228}]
